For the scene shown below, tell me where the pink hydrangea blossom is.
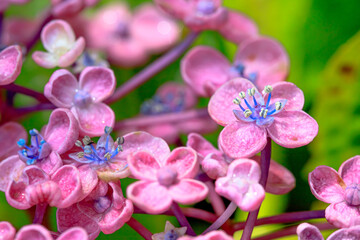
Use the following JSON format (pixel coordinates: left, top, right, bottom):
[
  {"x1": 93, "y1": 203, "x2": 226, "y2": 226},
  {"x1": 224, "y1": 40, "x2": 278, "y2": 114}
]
[
  {"x1": 0, "y1": 121, "x2": 27, "y2": 161},
  {"x1": 32, "y1": 20, "x2": 85, "y2": 68},
  {"x1": 187, "y1": 133, "x2": 295, "y2": 194},
  {"x1": 181, "y1": 37, "x2": 289, "y2": 97},
  {"x1": 178, "y1": 230, "x2": 233, "y2": 240},
  {"x1": 297, "y1": 222, "x2": 360, "y2": 240},
  {"x1": 51, "y1": 0, "x2": 99, "y2": 18},
  {"x1": 309, "y1": 156, "x2": 360, "y2": 228},
  {"x1": 86, "y1": 3, "x2": 180, "y2": 67},
  {"x1": 44, "y1": 67, "x2": 115, "y2": 137},
  {"x1": 126, "y1": 132, "x2": 208, "y2": 214},
  {"x1": 57, "y1": 180, "x2": 133, "y2": 239},
  {"x1": 0, "y1": 45, "x2": 23, "y2": 86},
  {"x1": 0, "y1": 0, "x2": 30, "y2": 12},
  {"x1": 152, "y1": 221, "x2": 187, "y2": 240},
  {"x1": 208, "y1": 78, "x2": 318, "y2": 158}
]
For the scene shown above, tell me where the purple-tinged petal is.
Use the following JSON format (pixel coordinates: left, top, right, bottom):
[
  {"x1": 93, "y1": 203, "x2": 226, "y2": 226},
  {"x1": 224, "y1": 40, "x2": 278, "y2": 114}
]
[
  {"x1": 127, "y1": 181, "x2": 172, "y2": 214},
  {"x1": 326, "y1": 202, "x2": 360, "y2": 228},
  {"x1": 0, "y1": 221, "x2": 15, "y2": 240},
  {"x1": 0, "y1": 121, "x2": 27, "y2": 159},
  {"x1": 268, "y1": 110, "x2": 318, "y2": 148},
  {"x1": 37, "y1": 152, "x2": 62, "y2": 176},
  {"x1": 186, "y1": 133, "x2": 220, "y2": 159},
  {"x1": 181, "y1": 46, "x2": 231, "y2": 97},
  {"x1": 175, "y1": 117, "x2": 218, "y2": 138},
  {"x1": 202, "y1": 153, "x2": 228, "y2": 179},
  {"x1": 57, "y1": 227, "x2": 89, "y2": 240},
  {"x1": 41, "y1": 20, "x2": 75, "y2": 53},
  {"x1": 164, "y1": 147, "x2": 198, "y2": 179},
  {"x1": 270, "y1": 82, "x2": 304, "y2": 111},
  {"x1": 339, "y1": 156, "x2": 360, "y2": 186},
  {"x1": 296, "y1": 223, "x2": 324, "y2": 240},
  {"x1": 15, "y1": 224, "x2": 52, "y2": 240},
  {"x1": 127, "y1": 151, "x2": 161, "y2": 181},
  {"x1": 140, "y1": 123, "x2": 179, "y2": 145},
  {"x1": 219, "y1": 121, "x2": 267, "y2": 158},
  {"x1": 309, "y1": 166, "x2": 345, "y2": 203},
  {"x1": 169, "y1": 179, "x2": 208, "y2": 205},
  {"x1": 45, "y1": 108, "x2": 79, "y2": 154},
  {"x1": 156, "y1": 82, "x2": 198, "y2": 110},
  {"x1": 208, "y1": 78, "x2": 255, "y2": 126},
  {"x1": 58, "y1": 37, "x2": 86, "y2": 68},
  {"x1": 0, "y1": 45, "x2": 22, "y2": 86},
  {"x1": 79, "y1": 67, "x2": 116, "y2": 103},
  {"x1": 233, "y1": 109, "x2": 256, "y2": 123},
  {"x1": 184, "y1": 7, "x2": 228, "y2": 32},
  {"x1": 0, "y1": 156, "x2": 26, "y2": 191},
  {"x1": 32, "y1": 51, "x2": 59, "y2": 69},
  {"x1": 327, "y1": 226, "x2": 360, "y2": 240}
]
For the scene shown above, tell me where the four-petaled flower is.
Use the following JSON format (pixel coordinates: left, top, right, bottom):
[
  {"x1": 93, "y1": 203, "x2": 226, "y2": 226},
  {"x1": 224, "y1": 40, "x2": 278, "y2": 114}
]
[
  {"x1": 152, "y1": 221, "x2": 187, "y2": 240},
  {"x1": 0, "y1": 45, "x2": 23, "y2": 86},
  {"x1": 297, "y1": 222, "x2": 360, "y2": 240}
]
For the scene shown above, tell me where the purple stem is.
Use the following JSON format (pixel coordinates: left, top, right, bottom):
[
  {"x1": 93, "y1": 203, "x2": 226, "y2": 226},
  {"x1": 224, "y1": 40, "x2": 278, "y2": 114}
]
[
  {"x1": 2, "y1": 83, "x2": 49, "y2": 103},
  {"x1": 171, "y1": 202, "x2": 196, "y2": 236},
  {"x1": 105, "y1": 31, "x2": 199, "y2": 104},
  {"x1": 0, "y1": 12, "x2": 3, "y2": 44},
  {"x1": 202, "y1": 201, "x2": 237, "y2": 235},
  {"x1": 33, "y1": 203, "x2": 48, "y2": 224},
  {"x1": 2, "y1": 103, "x2": 55, "y2": 123},
  {"x1": 241, "y1": 138, "x2": 272, "y2": 240},
  {"x1": 205, "y1": 181, "x2": 226, "y2": 216},
  {"x1": 127, "y1": 217, "x2": 153, "y2": 240}
]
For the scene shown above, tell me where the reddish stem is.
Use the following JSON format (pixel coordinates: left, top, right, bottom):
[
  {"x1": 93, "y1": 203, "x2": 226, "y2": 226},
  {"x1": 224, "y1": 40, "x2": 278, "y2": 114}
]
[
  {"x1": 171, "y1": 202, "x2": 196, "y2": 236},
  {"x1": 127, "y1": 217, "x2": 153, "y2": 240},
  {"x1": 2, "y1": 83, "x2": 49, "y2": 103},
  {"x1": 33, "y1": 203, "x2": 48, "y2": 224}
]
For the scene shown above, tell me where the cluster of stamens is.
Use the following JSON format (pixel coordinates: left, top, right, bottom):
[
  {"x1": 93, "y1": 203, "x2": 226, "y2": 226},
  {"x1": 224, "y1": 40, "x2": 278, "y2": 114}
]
[
  {"x1": 17, "y1": 129, "x2": 49, "y2": 165},
  {"x1": 141, "y1": 91, "x2": 185, "y2": 115},
  {"x1": 231, "y1": 63, "x2": 258, "y2": 83}
]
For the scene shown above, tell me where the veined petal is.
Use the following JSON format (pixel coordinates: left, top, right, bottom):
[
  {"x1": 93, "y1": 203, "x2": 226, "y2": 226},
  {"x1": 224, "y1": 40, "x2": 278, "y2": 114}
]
[
  {"x1": 327, "y1": 226, "x2": 360, "y2": 240},
  {"x1": 127, "y1": 151, "x2": 161, "y2": 181},
  {"x1": 164, "y1": 147, "x2": 198, "y2": 179},
  {"x1": 169, "y1": 179, "x2": 208, "y2": 205},
  {"x1": 271, "y1": 82, "x2": 304, "y2": 111},
  {"x1": 326, "y1": 202, "x2": 360, "y2": 228},
  {"x1": 186, "y1": 132, "x2": 220, "y2": 159},
  {"x1": 0, "y1": 45, "x2": 23, "y2": 86},
  {"x1": 339, "y1": 156, "x2": 360, "y2": 186},
  {"x1": 296, "y1": 223, "x2": 324, "y2": 240}
]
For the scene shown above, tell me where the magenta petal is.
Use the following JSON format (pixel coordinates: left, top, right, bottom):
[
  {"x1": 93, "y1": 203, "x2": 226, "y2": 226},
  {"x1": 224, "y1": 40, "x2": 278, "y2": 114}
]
[
  {"x1": 26, "y1": 181, "x2": 62, "y2": 207},
  {"x1": 127, "y1": 151, "x2": 161, "y2": 181},
  {"x1": 6, "y1": 180, "x2": 30, "y2": 209},
  {"x1": 326, "y1": 202, "x2": 360, "y2": 228},
  {"x1": 187, "y1": 133, "x2": 220, "y2": 159},
  {"x1": 164, "y1": 147, "x2": 198, "y2": 179},
  {"x1": 181, "y1": 46, "x2": 231, "y2": 97},
  {"x1": 79, "y1": 67, "x2": 116, "y2": 103},
  {"x1": 169, "y1": 179, "x2": 208, "y2": 205},
  {"x1": 0, "y1": 156, "x2": 25, "y2": 191},
  {"x1": 328, "y1": 226, "x2": 360, "y2": 240},
  {"x1": 45, "y1": 69, "x2": 78, "y2": 108},
  {"x1": 45, "y1": 108, "x2": 79, "y2": 154},
  {"x1": 127, "y1": 181, "x2": 172, "y2": 214},
  {"x1": 0, "y1": 121, "x2": 27, "y2": 159},
  {"x1": 73, "y1": 103, "x2": 115, "y2": 137},
  {"x1": 202, "y1": 153, "x2": 228, "y2": 179},
  {"x1": 339, "y1": 156, "x2": 360, "y2": 185},
  {"x1": 0, "y1": 45, "x2": 22, "y2": 86},
  {"x1": 0, "y1": 221, "x2": 15, "y2": 240},
  {"x1": 57, "y1": 227, "x2": 89, "y2": 240},
  {"x1": 51, "y1": 0, "x2": 84, "y2": 18},
  {"x1": 16, "y1": 225, "x2": 52, "y2": 240},
  {"x1": 296, "y1": 223, "x2": 324, "y2": 240},
  {"x1": 309, "y1": 166, "x2": 345, "y2": 203},
  {"x1": 37, "y1": 152, "x2": 62, "y2": 176},
  {"x1": 219, "y1": 121, "x2": 267, "y2": 158},
  {"x1": 107, "y1": 40, "x2": 148, "y2": 67},
  {"x1": 268, "y1": 110, "x2": 318, "y2": 148},
  {"x1": 77, "y1": 165, "x2": 98, "y2": 201},
  {"x1": 154, "y1": 0, "x2": 191, "y2": 20},
  {"x1": 271, "y1": 82, "x2": 304, "y2": 111},
  {"x1": 208, "y1": 78, "x2": 255, "y2": 126}
]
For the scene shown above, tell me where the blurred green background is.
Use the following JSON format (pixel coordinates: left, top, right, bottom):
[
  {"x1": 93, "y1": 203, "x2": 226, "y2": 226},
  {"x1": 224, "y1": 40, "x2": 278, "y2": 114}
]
[{"x1": 1, "y1": 0, "x2": 360, "y2": 239}]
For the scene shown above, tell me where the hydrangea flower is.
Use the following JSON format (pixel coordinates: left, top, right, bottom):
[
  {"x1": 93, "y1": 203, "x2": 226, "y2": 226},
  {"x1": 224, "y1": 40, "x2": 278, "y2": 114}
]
[
  {"x1": 0, "y1": 122, "x2": 27, "y2": 161},
  {"x1": 208, "y1": 78, "x2": 318, "y2": 158},
  {"x1": 297, "y1": 222, "x2": 360, "y2": 240},
  {"x1": 86, "y1": 3, "x2": 179, "y2": 67},
  {"x1": 152, "y1": 221, "x2": 187, "y2": 240},
  {"x1": 0, "y1": 0, "x2": 30, "y2": 12},
  {"x1": 44, "y1": 67, "x2": 115, "y2": 136},
  {"x1": 178, "y1": 230, "x2": 233, "y2": 240},
  {"x1": 32, "y1": 20, "x2": 85, "y2": 68},
  {"x1": 57, "y1": 180, "x2": 133, "y2": 238},
  {"x1": 309, "y1": 156, "x2": 360, "y2": 228},
  {"x1": 187, "y1": 133, "x2": 295, "y2": 194},
  {"x1": 0, "y1": 45, "x2": 23, "y2": 86},
  {"x1": 126, "y1": 132, "x2": 208, "y2": 214},
  {"x1": 51, "y1": 0, "x2": 99, "y2": 18},
  {"x1": 181, "y1": 37, "x2": 289, "y2": 97}
]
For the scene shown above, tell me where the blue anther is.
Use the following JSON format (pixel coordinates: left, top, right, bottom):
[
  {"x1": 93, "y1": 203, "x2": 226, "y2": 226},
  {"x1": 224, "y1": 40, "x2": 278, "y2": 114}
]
[
  {"x1": 40, "y1": 139, "x2": 46, "y2": 144},
  {"x1": 104, "y1": 126, "x2": 112, "y2": 134},
  {"x1": 248, "y1": 72, "x2": 257, "y2": 82},
  {"x1": 29, "y1": 129, "x2": 38, "y2": 136},
  {"x1": 17, "y1": 139, "x2": 26, "y2": 147},
  {"x1": 84, "y1": 145, "x2": 92, "y2": 155},
  {"x1": 235, "y1": 64, "x2": 245, "y2": 75},
  {"x1": 266, "y1": 92, "x2": 272, "y2": 108}
]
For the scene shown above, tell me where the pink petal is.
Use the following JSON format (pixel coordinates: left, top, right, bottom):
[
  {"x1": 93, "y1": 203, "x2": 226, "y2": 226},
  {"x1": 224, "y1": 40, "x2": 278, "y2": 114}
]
[
  {"x1": 41, "y1": 20, "x2": 75, "y2": 53},
  {"x1": 45, "y1": 69, "x2": 78, "y2": 108},
  {"x1": 131, "y1": 4, "x2": 180, "y2": 52},
  {"x1": 164, "y1": 147, "x2": 198, "y2": 179},
  {"x1": 309, "y1": 166, "x2": 345, "y2": 203},
  {"x1": 15, "y1": 225, "x2": 52, "y2": 240},
  {"x1": 186, "y1": 133, "x2": 220, "y2": 159},
  {"x1": 0, "y1": 45, "x2": 22, "y2": 86},
  {"x1": 45, "y1": 108, "x2": 79, "y2": 154},
  {"x1": 32, "y1": 51, "x2": 59, "y2": 69},
  {"x1": 156, "y1": 82, "x2": 197, "y2": 110},
  {"x1": 57, "y1": 227, "x2": 89, "y2": 240},
  {"x1": 154, "y1": 0, "x2": 192, "y2": 20},
  {"x1": 219, "y1": 121, "x2": 267, "y2": 158},
  {"x1": 96, "y1": 159, "x2": 131, "y2": 182},
  {"x1": 58, "y1": 37, "x2": 85, "y2": 68},
  {"x1": 79, "y1": 67, "x2": 116, "y2": 103},
  {"x1": 326, "y1": 202, "x2": 360, "y2": 228},
  {"x1": 0, "y1": 121, "x2": 27, "y2": 159},
  {"x1": 0, "y1": 221, "x2": 15, "y2": 240},
  {"x1": 175, "y1": 117, "x2": 218, "y2": 137},
  {"x1": 328, "y1": 226, "x2": 360, "y2": 240},
  {"x1": 169, "y1": 179, "x2": 208, "y2": 205},
  {"x1": 26, "y1": 181, "x2": 62, "y2": 207},
  {"x1": 339, "y1": 156, "x2": 360, "y2": 185},
  {"x1": 37, "y1": 152, "x2": 63, "y2": 176},
  {"x1": 296, "y1": 223, "x2": 324, "y2": 240},
  {"x1": 201, "y1": 153, "x2": 228, "y2": 179},
  {"x1": 73, "y1": 102, "x2": 115, "y2": 137},
  {"x1": 218, "y1": 10, "x2": 258, "y2": 45},
  {"x1": 77, "y1": 165, "x2": 98, "y2": 201},
  {"x1": 126, "y1": 181, "x2": 172, "y2": 214},
  {"x1": 107, "y1": 40, "x2": 148, "y2": 67},
  {"x1": 208, "y1": 78, "x2": 255, "y2": 126},
  {"x1": 3, "y1": 17, "x2": 40, "y2": 46},
  {"x1": 127, "y1": 151, "x2": 161, "y2": 181},
  {"x1": 271, "y1": 82, "x2": 304, "y2": 111},
  {"x1": 267, "y1": 110, "x2": 319, "y2": 148},
  {"x1": 51, "y1": 0, "x2": 84, "y2": 18},
  {"x1": 184, "y1": 7, "x2": 228, "y2": 32},
  {"x1": 142, "y1": 123, "x2": 179, "y2": 144},
  {"x1": 181, "y1": 46, "x2": 231, "y2": 97},
  {"x1": 228, "y1": 159, "x2": 261, "y2": 182}
]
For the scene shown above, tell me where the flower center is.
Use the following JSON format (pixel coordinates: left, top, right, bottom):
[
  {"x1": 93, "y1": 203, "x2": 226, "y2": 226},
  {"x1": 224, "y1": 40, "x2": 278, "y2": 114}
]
[
  {"x1": 232, "y1": 86, "x2": 286, "y2": 127},
  {"x1": 94, "y1": 196, "x2": 112, "y2": 213},
  {"x1": 230, "y1": 177, "x2": 250, "y2": 193},
  {"x1": 230, "y1": 63, "x2": 257, "y2": 83},
  {"x1": 345, "y1": 184, "x2": 360, "y2": 206},
  {"x1": 196, "y1": 0, "x2": 216, "y2": 15},
  {"x1": 73, "y1": 89, "x2": 93, "y2": 108},
  {"x1": 157, "y1": 167, "x2": 178, "y2": 187},
  {"x1": 17, "y1": 129, "x2": 51, "y2": 165},
  {"x1": 164, "y1": 229, "x2": 179, "y2": 240},
  {"x1": 114, "y1": 22, "x2": 130, "y2": 39},
  {"x1": 140, "y1": 91, "x2": 185, "y2": 115}
]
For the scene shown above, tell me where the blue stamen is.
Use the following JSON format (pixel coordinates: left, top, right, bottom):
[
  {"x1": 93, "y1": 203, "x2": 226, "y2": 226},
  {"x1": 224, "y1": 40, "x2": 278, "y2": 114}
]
[
  {"x1": 105, "y1": 134, "x2": 110, "y2": 151},
  {"x1": 238, "y1": 104, "x2": 246, "y2": 111},
  {"x1": 266, "y1": 92, "x2": 271, "y2": 108},
  {"x1": 243, "y1": 99, "x2": 254, "y2": 111},
  {"x1": 29, "y1": 129, "x2": 37, "y2": 136},
  {"x1": 35, "y1": 135, "x2": 40, "y2": 148},
  {"x1": 17, "y1": 139, "x2": 26, "y2": 147},
  {"x1": 267, "y1": 109, "x2": 276, "y2": 116},
  {"x1": 253, "y1": 96, "x2": 258, "y2": 106}
]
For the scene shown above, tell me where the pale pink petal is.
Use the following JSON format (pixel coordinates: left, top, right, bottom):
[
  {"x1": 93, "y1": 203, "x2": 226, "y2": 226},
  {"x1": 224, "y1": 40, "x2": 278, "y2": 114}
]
[
  {"x1": 218, "y1": 10, "x2": 258, "y2": 44},
  {"x1": 126, "y1": 181, "x2": 172, "y2": 214},
  {"x1": 202, "y1": 153, "x2": 228, "y2": 179},
  {"x1": 57, "y1": 227, "x2": 89, "y2": 240},
  {"x1": 79, "y1": 67, "x2": 116, "y2": 103},
  {"x1": 169, "y1": 179, "x2": 208, "y2": 205},
  {"x1": 228, "y1": 159, "x2": 261, "y2": 182},
  {"x1": 164, "y1": 147, "x2": 198, "y2": 179},
  {"x1": 15, "y1": 225, "x2": 52, "y2": 240},
  {"x1": 58, "y1": 37, "x2": 85, "y2": 68},
  {"x1": 186, "y1": 133, "x2": 220, "y2": 159},
  {"x1": 45, "y1": 69, "x2": 78, "y2": 108},
  {"x1": 296, "y1": 223, "x2": 324, "y2": 240},
  {"x1": 181, "y1": 46, "x2": 231, "y2": 97},
  {"x1": 339, "y1": 156, "x2": 360, "y2": 185},
  {"x1": 73, "y1": 102, "x2": 115, "y2": 137},
  {"x1": 309, "y1": 166, "x2": 345, "y2": 203},
  {"x1": 36, "y1": 151, "x2": 63, "y2": 176},
  {"x1": 271, "y1": 82, "x2": 304, "y2": 111},
  {"x1": 107, "y1": 40, "x2": 148, "y2": 67},
  {"x1": 131, "y1": 4, "x2": 180, "y2": 52},
  {"x1": 77, "y1": 165, "x2": 98, "y2": 201},
  {"x1": 96, "y1": 159, "x2": 131, "y2": 182},
  {"x1": 328, "y1": 226, "x2": 360, "y2": 240},
  {"x1": 0, "y1": 45, "x2": 22, "y2": 86},
  {"x1": 0, "y1": 121, "x2": 27, "y2": 159},
  {"x1": 326, "y1": 202, "x2": 360, "y2": 228},
  {"x1": 45, "y1": 108, "x2": 79, "y2": 154},
  {"x1": 41, "y1": 20, "x2": 75, "y2": 53},
  {"x1": 32, "y1": 51, "x2": 59, "y2": 69},
  {"x1": 208, "y1": 78, "x2": 255, "y2": 126},
  {"x1": 268, "y1": 110, "x2": 318, "y2": 148},
  {"x1": 0, "y1": 221, "x2": 15, "y2": 240},
  {"x1": 127, "y1": 151, "x2": 161, "y2": 181},
  {"x1": 219, "y1": 121, "x2": 267, "y2": 158}
]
